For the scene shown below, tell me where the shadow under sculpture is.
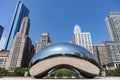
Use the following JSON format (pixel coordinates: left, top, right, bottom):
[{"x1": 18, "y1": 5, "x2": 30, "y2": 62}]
[{"x1": 29, "y1": 43, "x2": 100, "y2": 78}]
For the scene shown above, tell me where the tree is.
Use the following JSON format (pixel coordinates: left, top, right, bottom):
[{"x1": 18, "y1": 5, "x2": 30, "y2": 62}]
[
  {"x1": 105, "y1": 67, "x2": 120, "y2": 76},
  {"x1": 114, "y1": 67, "x2": 120, "y2": 76},
  {"x1": 0, "y1": 67, "x2": 8, "y2": 76},
  {"x1": 14, "y1": 67, "x2": 28, "y2": 76},
  {"x1": 105, "y1": 70, "x2": 114, "y2": 76}
]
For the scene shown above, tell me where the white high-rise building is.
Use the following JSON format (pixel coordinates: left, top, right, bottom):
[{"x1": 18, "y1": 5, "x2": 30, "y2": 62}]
[
  {"x1": 106, "y1": 12, "x2": 120, "y2": 41},
  {"x1": 73, "y1": 24, "x2": 93, "y2": 53}
]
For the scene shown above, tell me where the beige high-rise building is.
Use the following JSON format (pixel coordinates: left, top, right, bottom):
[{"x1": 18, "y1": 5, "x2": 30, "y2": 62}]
[
  {"x1": 35, "y1": 32, "x2": 52, "y2": 53},
  {"x1": 93, "y1": 44, "x2": 112, "y2": 69},
  {"x1": 93, "y1": 41, "x2": 120, "y2": 69},
  {"x1": 5, "y1": 17, "x2": 34, "y2": 71}
]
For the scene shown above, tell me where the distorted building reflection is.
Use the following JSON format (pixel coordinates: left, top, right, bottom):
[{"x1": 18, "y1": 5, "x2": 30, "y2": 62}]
[{"x1": 29, "y1": 43, "x2": 99, "y2": 78}]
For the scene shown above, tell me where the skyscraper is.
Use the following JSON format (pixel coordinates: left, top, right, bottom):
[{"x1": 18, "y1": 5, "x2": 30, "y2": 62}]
[
  {"x1": 103, "y1": 41, "x2": 120, "y2": 69},
  {"x1": 93, "y1": 41, "x2": 120, "y2": 69},
  {"x1": 106, "y1": 12, "x2": 120, "y2": 41},
  {"x1": 5, "y1": 1, "x2": 29, "y2": 50},
  {"x1": 35, "y1": 32, "x2": 52, "y2": 53},
  {"x1": 5, "y1": 17, "x2": 34, "y2": 71},
  {"x1": 73, "y1": 24, "x2": 93, "y2": 53},
  {"x1": 0, "y1": 25, "x2": 4, "y2": 40}
]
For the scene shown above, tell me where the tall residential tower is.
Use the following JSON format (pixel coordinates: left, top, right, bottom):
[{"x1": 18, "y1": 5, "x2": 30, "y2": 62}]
[
  {"x1": 5, "y1": 1, "x2": 29, "y2": 50},
  {"x1": 73, "y1": 24, "x2": 93, "y2": 53},
  {"x1": 106, "y1": 12, "x2": 120, "y2": 41}
]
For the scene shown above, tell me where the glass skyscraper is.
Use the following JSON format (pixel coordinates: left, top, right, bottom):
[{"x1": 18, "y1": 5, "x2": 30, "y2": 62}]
[
  {"x1": 5, "y1": 1, "x2": 29, "y2": 50},
  {"x1": 106, "y1": 12, "x2": 120, "y2": 41},
  {"x1": 0, "y1": 25, "x2": 4, "y2": 40}
]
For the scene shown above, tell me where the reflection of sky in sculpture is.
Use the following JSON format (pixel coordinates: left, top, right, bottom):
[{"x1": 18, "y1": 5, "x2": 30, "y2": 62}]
[
  {"x1": 32, "y1": 43, "x2": 95, "y2": 64},
  {"x1": 29, "y1": 43, "x2": 99, "y2": 78}
]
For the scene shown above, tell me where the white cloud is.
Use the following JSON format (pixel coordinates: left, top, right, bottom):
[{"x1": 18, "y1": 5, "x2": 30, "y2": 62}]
[{"x1": 0, "y1": 36, "x2": 6, "y2": 50}]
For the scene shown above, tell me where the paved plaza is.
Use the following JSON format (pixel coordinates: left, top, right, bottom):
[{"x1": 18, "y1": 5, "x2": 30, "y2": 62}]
[{"x1": 0, "y1": 77, "x2": 120, "y2": 80}]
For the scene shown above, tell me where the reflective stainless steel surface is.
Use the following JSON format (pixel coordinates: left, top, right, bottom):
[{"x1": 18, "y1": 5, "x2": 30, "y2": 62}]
[{"x1": 29, "y1": 43, "x2": 100, "y2": 78}]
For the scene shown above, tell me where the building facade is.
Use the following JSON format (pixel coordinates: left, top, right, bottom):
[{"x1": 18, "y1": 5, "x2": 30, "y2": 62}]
[
  {"x1": 0, "y1": 51, "x2": 9, "y2": 68},
  {"x1": 104, "y1": 41, "x2": 120, "y2": 69},
  {"x1": 35, "y1": 32, "x2": 52, "y2": 53},
  {"x1": 106, "y1": 12, "x2": 120, "y2": 41},
  {"x1": 5, "y1": 1, "x2": 29, "y2": 50},
  {"x1": 93, "y1": 44, "x2": 112, "y2": 69},
  {"x1": 5, "y1": 17, "x2": 34, "y2": 71},
  {"x1": 93, "y1": 41, "x2": 120, "y2": 69},
  {"x1": 73, "y1": 24, "x2": 93, "y2": 53},
  {"x1": 94, "y1": 12, "x2": 120, "y2": 70},
  {"x1": 0, "y1": 25, "x2": 4, "y2": 40}
]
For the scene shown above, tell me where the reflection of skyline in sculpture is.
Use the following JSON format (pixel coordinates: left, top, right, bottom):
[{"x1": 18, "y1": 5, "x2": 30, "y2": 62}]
[{"x1": 29, "y1": 43, "x2": 99, "y2": 78}]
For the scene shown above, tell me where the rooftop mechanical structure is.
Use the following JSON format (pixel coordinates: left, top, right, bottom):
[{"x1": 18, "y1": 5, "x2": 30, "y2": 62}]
[{"x1": 29, "y1": 43, "x2": 99, "y2": 78}]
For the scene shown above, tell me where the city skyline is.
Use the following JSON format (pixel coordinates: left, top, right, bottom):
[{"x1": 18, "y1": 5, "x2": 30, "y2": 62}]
[{"x1": 0, "y1": 0, "x2": 120, "y2": 50}]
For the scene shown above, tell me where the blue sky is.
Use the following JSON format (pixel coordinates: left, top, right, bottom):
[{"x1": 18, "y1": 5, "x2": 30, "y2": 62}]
[{"x1": 0, "y1": 0, "x2": 120, "y2": 49}]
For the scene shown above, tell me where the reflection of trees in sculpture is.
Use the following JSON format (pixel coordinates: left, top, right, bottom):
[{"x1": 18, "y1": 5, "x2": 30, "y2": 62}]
[{"x1": 50, "y1": 68, "x2": 79, "y2": 77}]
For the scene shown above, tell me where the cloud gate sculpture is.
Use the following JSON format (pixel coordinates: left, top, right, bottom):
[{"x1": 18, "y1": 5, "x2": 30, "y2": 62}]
[{"x1": 29, "y1": 43, "x2": 99, "y2": 78}]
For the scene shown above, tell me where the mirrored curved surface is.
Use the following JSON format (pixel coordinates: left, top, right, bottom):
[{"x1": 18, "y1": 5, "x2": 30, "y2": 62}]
[{"x1": 29, "y1": 43, "x2": 100, "y2": 78}]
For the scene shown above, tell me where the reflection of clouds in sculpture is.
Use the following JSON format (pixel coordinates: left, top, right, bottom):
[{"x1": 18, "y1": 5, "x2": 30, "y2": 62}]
[
  {"x1": 53, "y1": 47, "x2": 62, "y2": 51},
  {"x1": 29, "y1": 43, "x2": 99, "y2": 78}
]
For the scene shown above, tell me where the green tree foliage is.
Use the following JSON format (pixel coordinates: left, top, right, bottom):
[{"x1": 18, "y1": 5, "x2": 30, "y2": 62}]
[
  {"x1": 114, "y1": 67, "x2": 120, "y2": 76},
  {"x1": 105, "y1": 67, "x2": 120, "y2": 76},
  {"x1": 14, "y1": 67, "x2": 28, "y2": 76},
  {"x1": 105, "y1": 70, "x2": 114, "y2": 76},
  {"x1": 0, "y1": 67, "x2": 8, "y2": 76}
]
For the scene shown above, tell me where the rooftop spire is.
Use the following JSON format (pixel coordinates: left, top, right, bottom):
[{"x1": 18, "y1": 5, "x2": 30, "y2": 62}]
[{"x1": 74, "y1": 24, "x2": 81, "y2": 34}]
